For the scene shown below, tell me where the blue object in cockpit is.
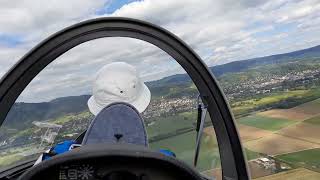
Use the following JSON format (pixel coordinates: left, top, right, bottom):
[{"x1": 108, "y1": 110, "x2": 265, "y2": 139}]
[
  {"x1": 159, "y1": 149, "x2": 176, "y2": 157},
  {"x1": 42, "y1": 140, "x2": 75, "y2": 160}
]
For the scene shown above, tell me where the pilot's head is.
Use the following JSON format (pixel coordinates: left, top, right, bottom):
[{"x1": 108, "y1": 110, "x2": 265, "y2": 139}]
[{"x1": 88, "y1": 62, "x2": 151, "y2": 115}]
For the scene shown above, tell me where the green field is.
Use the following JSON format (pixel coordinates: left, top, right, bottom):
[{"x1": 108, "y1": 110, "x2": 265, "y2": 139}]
[
  {"x1": 150, "y1": 130, "x2": 220, "y2": 172},
  {"x1": 231, "y1": 89, "x2": 320, "y2": 117},
  {"x1": 245, "y1": 148, "x2": 260, "y2": 160},
  {"x1": 147, "y1": 111, "x2": 225, "y2": 172},
  {"x1": 146, "y1": 111, "x2": 197, "y2": 138},
  {"x1": 51, "y1": 111, "x2": 93, "y2": 124},
  {"x1": 304, "y1": 115, "x2": 320, "y2": 125},
  {"x1": 150, "y1": 130, "x2": 259, "y2": 172},
  {"x1": 276, "y1": 148, "x2": 320, "y2": 171},
  {"x1": 238, "y1": 115, "x2": 296, "y2": 131},
  {"x1": 293, "y1": 98, "x2": 320, "y2": 114},
  {"x1": 0, "y1": 154, "x2": 24, "y2": 169}
]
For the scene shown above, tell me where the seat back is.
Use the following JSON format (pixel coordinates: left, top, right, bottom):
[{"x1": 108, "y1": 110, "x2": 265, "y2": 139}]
[{"x1": 82, "y1": 102, "x2": 148, "y2": 146}]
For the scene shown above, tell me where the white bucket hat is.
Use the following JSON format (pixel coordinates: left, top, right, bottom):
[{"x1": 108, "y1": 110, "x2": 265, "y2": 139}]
[{"x1": 88, "y1": 62, "x2": 151, "y2": 115}]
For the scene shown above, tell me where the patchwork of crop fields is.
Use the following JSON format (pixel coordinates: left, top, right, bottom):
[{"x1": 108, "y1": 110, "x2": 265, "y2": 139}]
[
  {"x1": 304, "y1": 115, "x2": 320, "y2": 125},
  {"x1": 277, "y1": 123, "x2": 320, "y2": 144},
  {"x1": 237, "y1": 124, "x2": 273, "y2": 142},
  {"x1": 258, "y1": 109, "x2": 313, "y2": 121},
  {"x1": 256, "y1": 168, "x2": 320, "y2": 180},
  {"x1": 147, "y1": 97, "x2": 320, "y2": 179},
  {"x1": 276, "y1": 148, "x2": 320, "y2": 171},
  {"x1": 244, "y1": 133, "x2": 320, "y2": 155},
  {"x1": 238, "y1": 115, "x2": 297, "y2": 131},
  {"x1": 2, "y1": 93, "x2": 320, "y2": 179},
  {"x1": 232, "y1": 98, "x2": 320, "y2": 179}
]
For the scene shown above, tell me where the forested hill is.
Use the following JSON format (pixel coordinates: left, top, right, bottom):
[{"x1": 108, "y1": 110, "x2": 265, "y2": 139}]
[
  {"x1": 147, "y1": 45, "x2": 320, "y2": 88},
  {"x1": 211, "y1": 45, "x2": 320, "y2": 76},
  {"x1": 3, "y1": 44, "x2": 320, "y2": 130},
  {"x1": 5, "y1": 95, "x2": 90, "y2": 129}
]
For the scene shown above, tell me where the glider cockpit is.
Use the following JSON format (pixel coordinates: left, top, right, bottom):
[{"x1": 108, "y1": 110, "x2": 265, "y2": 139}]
[{"x1": 0, "y1": 18, "x2": 249, "y2": 180}]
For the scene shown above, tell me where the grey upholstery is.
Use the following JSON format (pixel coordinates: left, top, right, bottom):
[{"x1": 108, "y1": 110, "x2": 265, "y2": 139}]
[{"x1": 82, "y1": 102, "x2": 148, "y2": 146}]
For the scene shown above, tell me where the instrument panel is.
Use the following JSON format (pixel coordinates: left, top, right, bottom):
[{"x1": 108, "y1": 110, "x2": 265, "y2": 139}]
[
  {"x1": 42, "y1": 160, "x2": 179, "y2": 180},
  {"x1": 19, "y1": 144, "x2": 202, "y2": 180}
]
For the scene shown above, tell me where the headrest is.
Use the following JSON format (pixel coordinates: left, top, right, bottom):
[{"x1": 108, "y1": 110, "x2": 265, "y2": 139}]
[{"x1": 82, "y1": 102, "x2": 148, "y2": 146}]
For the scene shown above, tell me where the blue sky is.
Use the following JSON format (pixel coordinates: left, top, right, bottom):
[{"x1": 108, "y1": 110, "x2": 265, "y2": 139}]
[
  {"x1": 1, "y1": 0, "x2": 320, "y2": 102},
  {"x1": 96, "y1": 0, "x2": 141, "y2": 14},
  {"x1": 0, "y1": 0, "x2": 139, "y2": 47},
  {"x1": 0, "y1": 34, "x2": 22, "y2": 47}
]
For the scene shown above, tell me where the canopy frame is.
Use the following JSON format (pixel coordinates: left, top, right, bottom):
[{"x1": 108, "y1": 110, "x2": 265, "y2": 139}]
[{"x1": 0, "y1": 17, "x2": 249, "y2": 180}]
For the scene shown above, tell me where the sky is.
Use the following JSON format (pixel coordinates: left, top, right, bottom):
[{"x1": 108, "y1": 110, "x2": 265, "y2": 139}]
[{"x1": 1, "y1": 0, "x2": 320, "y2": 102}]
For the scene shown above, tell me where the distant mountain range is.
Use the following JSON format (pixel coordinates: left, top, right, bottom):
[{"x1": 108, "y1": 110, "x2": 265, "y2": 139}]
[
  {"x1": 5, "y1": 95, "x2": 91, "y2": 129},
  {"x1": 147, "y1": 45, "x2": 320, "y2": 88},
  {"x1": 4, "y1": 45, "x2": 320, "y2": 129},
  {"x1": 211, "y1": 45, "x2": 320, "y2": 76}
]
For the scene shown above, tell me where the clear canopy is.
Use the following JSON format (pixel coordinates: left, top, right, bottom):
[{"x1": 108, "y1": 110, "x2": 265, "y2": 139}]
[
  {"x1": 1, "y1": 36, "x2": 320, "y2": 180},
  {"x1": 0, "y1": 38, "x2": 221, "y2": 179}
]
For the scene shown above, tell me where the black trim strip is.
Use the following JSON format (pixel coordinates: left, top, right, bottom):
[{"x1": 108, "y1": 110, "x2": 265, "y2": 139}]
[{"x1": 0, "y1": 159, "x2": 36, "y2": 179}]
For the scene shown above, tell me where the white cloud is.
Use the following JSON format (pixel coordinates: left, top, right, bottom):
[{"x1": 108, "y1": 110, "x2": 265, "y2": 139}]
[
  {"x1": 1, "y1": 0, "x2": 320, "y2": 102},
  {"x1": 0, "y1": 0, "x2": 106, "y2": 34},
  {"x1": 17, "y1": 37, "x2": 180, "y2": 102}
]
